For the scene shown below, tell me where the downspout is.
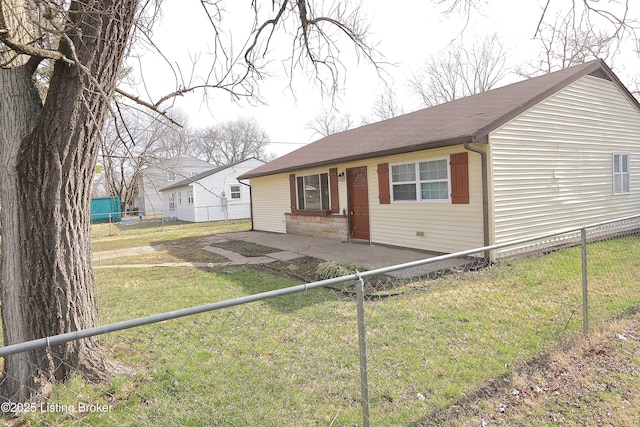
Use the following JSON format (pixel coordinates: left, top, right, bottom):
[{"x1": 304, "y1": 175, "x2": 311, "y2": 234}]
[
  {"x1": 239, "y1": 180, "x2": 254, "y2": 231},
  {"x1": 463, "y1": 139, "x2": 490, "y2": 261}
]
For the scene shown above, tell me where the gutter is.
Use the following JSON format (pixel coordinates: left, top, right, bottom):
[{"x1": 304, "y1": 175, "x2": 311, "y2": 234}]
[
  {"x1": 463, "y1": 139, "x2": 490, "y2": 260},
  {"x1": 238, "y1": 179, "x2": 254, "y2": 231},
  {"x1": 239, "y1": 135, "x2": 472, "y2": 180}
]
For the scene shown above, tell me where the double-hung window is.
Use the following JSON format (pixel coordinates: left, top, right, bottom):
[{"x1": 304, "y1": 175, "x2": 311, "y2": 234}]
[
  {"x1": 613, "y1": 153, "x2": 630, "y2": 195},
  {"x1": 168, "y1": 193, "x2": 176, "y2": 210},
  {"x1": 230, "y1": 185, "x2": 241, "y2": 200},
  {"x1": 296, "y1": 173, "x2": 330, "y2": 210},
  {"x1": 391, "y1": 158, "x2": 450, "y2": 201}
]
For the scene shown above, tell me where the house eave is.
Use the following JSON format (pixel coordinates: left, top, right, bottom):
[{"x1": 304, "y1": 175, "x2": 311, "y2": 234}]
[
  {"x1": 159, "y1": 181, "x2": 196, "y2": 192},
  {"x1": 239, "y1": 136, "x2": 474, "y2": 179}
]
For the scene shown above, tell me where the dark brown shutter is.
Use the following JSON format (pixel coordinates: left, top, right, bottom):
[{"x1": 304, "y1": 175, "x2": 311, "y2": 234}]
[
  {"x1": 450, "y1": 152, "x2": 469, "y2": 204},
  {"x1": 289, "y1": 174, "x2": 297, "y2": 211},
  {"x1": 329, "y1": 168, "x2": 339, "y2": 213},
  {"x1": 377, "y1": 163, "x2": 391, "y2": 204}
]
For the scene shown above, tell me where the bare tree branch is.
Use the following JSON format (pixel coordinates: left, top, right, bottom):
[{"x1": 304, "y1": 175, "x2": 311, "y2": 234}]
[
  {"x1": 305, "y1": 108, "x2": 353, "y2": 137},
  {"x1": 114, "y1": 87, "x2": 183, "y2": 127},
  {"x1": 409, "y1": 33, "x2": 508, "y2": 107},
  {"x1": 520, "y1": 9, "x2": 616, "y2": 77},
  {"x1": 369, "y1": 86, "x2": 403, "y2": 122},
  {"x1": 243, "y1": 0, "x2": 383, "y2": 100},
  {"x1": 194, "y1": 117, "x2": 272, "y2": 165}
]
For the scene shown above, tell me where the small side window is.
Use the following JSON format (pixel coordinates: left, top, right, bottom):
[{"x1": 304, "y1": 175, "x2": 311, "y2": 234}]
[
  {"x1": 230, "y1": 185, "x2": 241, "y2": 200},
  {"x1": 613, "y1": 153, "x2": 630, "y2": 195}
]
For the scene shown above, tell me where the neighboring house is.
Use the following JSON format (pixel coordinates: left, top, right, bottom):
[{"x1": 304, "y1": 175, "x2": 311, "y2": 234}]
[
  {"x1": 160, "y1": 158, "x2": 265, "y2": 222},
  {"x1": 239, "y1": 59, "x2": 640, "y2": 259},
  {"x1": 133, "y1": 155, "x2": 214, "y2": 215}
]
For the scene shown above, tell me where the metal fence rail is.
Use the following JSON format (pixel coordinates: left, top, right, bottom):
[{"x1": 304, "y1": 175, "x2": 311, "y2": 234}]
[{"x1": 1, "y1": 215, "x2": 639, "y2": 425}]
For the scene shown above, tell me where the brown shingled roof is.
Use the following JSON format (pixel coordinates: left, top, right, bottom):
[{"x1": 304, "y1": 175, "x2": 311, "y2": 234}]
[{"x1": 241, "y1": 59, "x2": 633, "y2": 179}]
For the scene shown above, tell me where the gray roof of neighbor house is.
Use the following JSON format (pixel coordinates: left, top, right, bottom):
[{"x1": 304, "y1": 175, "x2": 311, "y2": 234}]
[
  {"x1": 240, "y1": 59, "x2": 639, "y2": 180},
  {"x1": 160, "y1": 158, "x2": 259, "y2": 192}
]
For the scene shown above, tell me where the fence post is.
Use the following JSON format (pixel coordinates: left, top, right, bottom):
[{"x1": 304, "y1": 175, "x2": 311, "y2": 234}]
[
  {"x1": 581, "y1": 226, "x2": 589, "y2": 335},
  {"x1": 355, "y1": 272, "x2": 371, "y2": 427},
  {"x1": 108, "y1": 212, "x2": 112, "y2": 237}
]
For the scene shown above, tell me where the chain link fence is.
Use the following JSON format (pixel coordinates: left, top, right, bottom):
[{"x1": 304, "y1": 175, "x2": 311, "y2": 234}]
[
  {"x1": 90, "y1": 211, "x2": 168, "y2": 236},
  {"x1": 2, "y1": 216, "x2": 639, "y2": 425}
]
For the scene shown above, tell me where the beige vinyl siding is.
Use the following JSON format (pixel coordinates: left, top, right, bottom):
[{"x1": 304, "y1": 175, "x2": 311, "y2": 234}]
[
  {"x1": 249, "y1": 174, "x2": 290, "y2": 233},
  {"x1": 306, "y1": 148, "x2": 483, "y2": 253},
  {"x1": 367, "y1": 147, "x2": 484, "y2": 253},
  {"x1": 250, "y1": 146, "x2": 484, "y2": 253},
  {"x1": 490, "y1": 75, "x2": 640, "y2": 245}
]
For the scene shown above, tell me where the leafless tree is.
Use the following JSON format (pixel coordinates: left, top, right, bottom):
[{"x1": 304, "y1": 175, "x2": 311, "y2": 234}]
[
  {"x1": 0, "y1": 0, "x2": 380, "y2": 402},
  {"x1": 409, "y1": 33, "x2": 509, "y2": 107},
  {"x1": 100, "y1": 108, "x2": 193, "y2": 211},
  {"x1": 629, "y1": 72, "x2": 640, "y2": 100},
  {"x1": 434, "y1": 0, "x2": 638, "y2": 53},
  {"x1": 305, "y1": 109, "x2": 354, "y2": 137},
  {"x1": 194, "y1": 117, "x2": 272, "y2": 166},
  {"x1": 518, "y1": 10, "x2": 616, "y2": 77},
  {"x1": 370, "y1": 86, "x2": 403, "y2": 121},
  {"x1": 433, "y1": 0, "x2": 639, "y2": 91}
]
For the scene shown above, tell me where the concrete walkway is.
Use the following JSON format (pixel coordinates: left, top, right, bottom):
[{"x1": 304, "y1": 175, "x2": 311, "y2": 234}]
[
  {"x1": 94, "y1": 231, "x2": 470, "y2": 279},
  {"x1": 204, "y1": 231, "x2": 469, "y2": 278},
  {"x1": 93, "y1": 244, "x2": 305, "y2": 270}
]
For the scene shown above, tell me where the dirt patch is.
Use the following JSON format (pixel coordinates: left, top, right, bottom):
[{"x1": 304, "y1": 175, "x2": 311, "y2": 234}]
[
  {"x1": 255, "y1": 256, "x2": 324, "y2": 283},
  {"x1": 419, "y1": 308, "x2": 640, "y2": 426}
]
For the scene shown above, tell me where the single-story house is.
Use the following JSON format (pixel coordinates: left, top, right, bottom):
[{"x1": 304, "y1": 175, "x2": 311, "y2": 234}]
[
  {"x1": 160, "y1": 158, "x2": 265, "y2": 222},
  {"x1": 239, "y1": 59, "x2": 640, "y2": 258},
  {"x1": 134, "y1": 155, "x2": 215, "y2": 215}
]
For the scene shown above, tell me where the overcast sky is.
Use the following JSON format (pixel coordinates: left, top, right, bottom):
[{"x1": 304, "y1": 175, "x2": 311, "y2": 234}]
[{"x1": 126, "y1": 0, "x2": 640, "y2": 157}]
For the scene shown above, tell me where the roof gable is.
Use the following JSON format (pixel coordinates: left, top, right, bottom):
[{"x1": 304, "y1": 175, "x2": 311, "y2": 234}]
[
  {"x1": 141, "y1": 154, "x2": 214, "y2": 176},
  {"x1": 241, "y1": 59, "x2": 638, "y2": 179},
  {"x1": 160, "y1": 158, "x2": 263, "y2": 191}
]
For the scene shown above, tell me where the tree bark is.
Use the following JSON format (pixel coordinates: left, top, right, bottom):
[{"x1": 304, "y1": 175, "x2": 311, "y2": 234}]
[{"x1": 0, "y1": 0, "x2": 138, "y2": 402}]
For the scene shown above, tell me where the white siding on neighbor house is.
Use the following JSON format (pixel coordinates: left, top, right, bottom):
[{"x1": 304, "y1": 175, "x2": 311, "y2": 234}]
[
  {"x1": 163, "y1": 186, "x2": 196, "y2": 222},
  {"x1": 176, "y1": 188, "x2": 196, "y2": 222},
  {"x1": 250, "y1": 174, "x2": 290, "y2": 233},
  {"x1": 191, "y1": 160, "x2": 258, "y2": 222},
  {"x1": 251, "y1": 145, "x2": 485, "y2": 254},
  {"x1": 161, "y1": 158, "x2": 263, "y2": 223},
  {"x1": 489, "y1": 75, "x2": 640, "y2": 245},
  {"x1": 135, "y1": 155, "x2": 214, "y2": 215}
]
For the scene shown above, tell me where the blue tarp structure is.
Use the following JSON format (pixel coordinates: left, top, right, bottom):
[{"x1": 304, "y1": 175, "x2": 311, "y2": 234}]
[{"x1": 90, "y1": 196, "x2": 121, "y2": 223}]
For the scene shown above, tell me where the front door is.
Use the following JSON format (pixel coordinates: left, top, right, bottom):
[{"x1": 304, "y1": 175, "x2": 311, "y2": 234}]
[{"x1": 347, "y1": 167, "x2": 370, "y2": 241}]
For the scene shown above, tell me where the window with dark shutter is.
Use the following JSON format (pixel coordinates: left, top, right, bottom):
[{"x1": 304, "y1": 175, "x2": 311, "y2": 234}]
[
  {"x1": 377, "y1": 163, "x2": 390, "y2": 204},
  {"x1": 291, "y1": 173, "x2": 331, "y2": 211},
  {"x1": 289, "y1": 174, "x2": 297, "y2": 211},
  {"x1": 450, "y1": 152, "x2": 469, "y2": 204},
  {"x1": 329, "y1": 168, "x2": 339, "y2": 213}
]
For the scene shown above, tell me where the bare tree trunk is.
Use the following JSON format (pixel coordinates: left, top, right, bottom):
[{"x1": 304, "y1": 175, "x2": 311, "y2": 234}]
[
  {"x1": 0, "y1": 0, "x2": 138, "y2": 402},
  {"x1": 0, "y1": 65, "x2": 46, "y2": 403}
]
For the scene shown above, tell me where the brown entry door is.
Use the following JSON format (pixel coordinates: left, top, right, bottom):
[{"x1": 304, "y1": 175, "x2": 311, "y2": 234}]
[{"x1": 347, "y1": 167, "x2": 370, "y2": 241}]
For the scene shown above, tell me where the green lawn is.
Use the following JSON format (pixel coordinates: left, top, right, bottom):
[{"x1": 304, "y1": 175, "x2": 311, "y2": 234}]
[
  {"x1": 13, "y1": 225, "x2": 640, "y2": 425},
  {"x1": 91, "y1": 218, "x2": 251, "y2": 252}
]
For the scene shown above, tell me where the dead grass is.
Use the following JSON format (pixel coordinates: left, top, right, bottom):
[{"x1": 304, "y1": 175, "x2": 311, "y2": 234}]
[
  {"x1": 17, "y1": 224, "x2": 636, "y2": 425},
  {"x1": 211, "y1": 239, "x2": 280, "y2": 257},
  {"x1": 420, "y1": 308, "x2": 640, "y2": 426}
]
